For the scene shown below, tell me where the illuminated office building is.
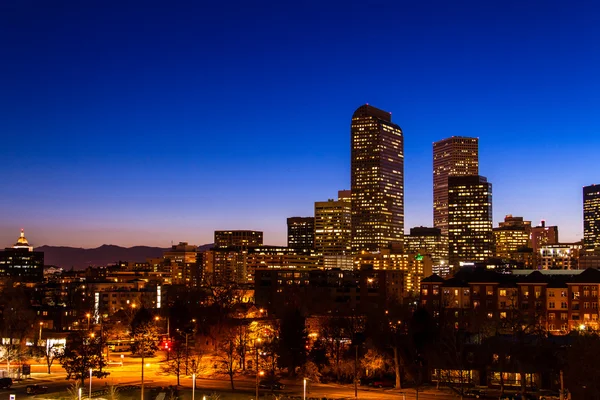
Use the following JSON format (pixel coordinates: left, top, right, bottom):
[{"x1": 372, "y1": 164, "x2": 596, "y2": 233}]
[
  {"x1": 433, "y1": 137, "x2": 479, "y2": 235},
  {"x1": 448, "y1": 175, "x2": 493, "y2": 267},
  {"x1": 584, "y1": 184, "x2": 600, "y2": 251},
  {"x1": 0, "y1": 229, "x2": 44, "y2": 281},
  {"x1": 531, "y1": 221, "x2": 559, "y2": 252},
  {"x1": 351, "y1": 104, "x2": 404, "y2": 253},
  {"x1": 315, "y1": 190, "x2": 351, "y2": 255},
  {"x1": 405, "y1": 226, "x2": 447, "y2": 265},
  {"x1": 493, "y1": 215, "x2": 533, "y2": 264},
  {"x1": 214, "y1": 230, "x2": 263, "y2": 249},
  {"x1": 287, "y1": 217, "x2": 315, "y2": 250}
]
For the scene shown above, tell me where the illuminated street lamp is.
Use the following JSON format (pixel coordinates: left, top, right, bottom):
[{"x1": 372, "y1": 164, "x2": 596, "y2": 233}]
[
  {"x1": 303, "y1": 377, "x2": 307, "y2": 400},
  {"x1": 192, "y1": 373, "x2": 196, "y2": 400},
  {"x1": 89, "y1": 368, "x2": 92, "y2": 400},
  {"x1": 86, "y1": 313, "x2": 91, "y2": 330},
  {"x1": 38, "y1": 321, "x2": 43, "y2": 345}
]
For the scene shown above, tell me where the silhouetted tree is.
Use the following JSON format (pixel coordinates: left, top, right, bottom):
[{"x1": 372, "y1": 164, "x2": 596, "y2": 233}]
[{"x1": 60, "y1": 331, "x2": 108, "y2": 385}]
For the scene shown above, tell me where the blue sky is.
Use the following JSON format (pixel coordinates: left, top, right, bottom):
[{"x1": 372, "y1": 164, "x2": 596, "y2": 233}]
[{"x1": 0, "y1": 0, "x2": 598, "y2": 247}]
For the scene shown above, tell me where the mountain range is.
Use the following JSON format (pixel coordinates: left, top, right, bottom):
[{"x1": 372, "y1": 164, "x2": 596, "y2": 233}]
[{"x1": 35, "y1": 243, "x2": 213, "y2": 270}]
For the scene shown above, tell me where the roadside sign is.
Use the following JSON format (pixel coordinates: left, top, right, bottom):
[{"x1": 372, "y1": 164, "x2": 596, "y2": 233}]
[{"x1": 10, "y1": 394, "x2": 16, "y2": 400}]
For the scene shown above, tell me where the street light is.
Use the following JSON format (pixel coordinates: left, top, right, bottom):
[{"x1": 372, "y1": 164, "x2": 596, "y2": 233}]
[
  {"x1": 78, "y1": 387, "x2": 82, "y2": 400},
  {"x1": 89, "y1": 368, "x2": 92, "y2": 400},
  {"x1": 255, "y1": 338, "x2": 262, "y2": 400},
  {"x1": 303, "y1": 377, "x2": 307, "y2": 400},
  {"x1": 192, "y1": 373, "x2": 196, "y2": 400},
  {"x1": 38, "y1": 321, "x2": 43, "y2": 345},
  {"x1": 86, "y1": 313, "x2": 91, "y2": 330}
]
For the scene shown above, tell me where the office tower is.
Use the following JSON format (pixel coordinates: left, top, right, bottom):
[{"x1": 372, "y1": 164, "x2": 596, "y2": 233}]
[
  {"x1": 405, "y1": 226, "x2": 448, "y2": 265},
  {"x1": 315, "y1": 190, "x2": 353, "y2": 269},
  {"x1": 163, "y1": 242, "x2": 200, "y2": 286},
  {"x1": 0, "y1": 229, "x2": 44, "y2": 281},
  {"x1": 214, "y1": 230, "x2": 263, "y2": 248},
  {"x1": 448, "y1": 175, "x2": 493, "y2": 267},
  {"x1": 287, "y1": 217, "x2": 315, "y2": 250},
  {"x1": 584, "y1": 184, "x2": 600, "y2": 251},
  {"x1": 314, "y1": 190, "x2": 351, "y2": 255},
  {"x1": 351, "y1": 104, "x2": 404, "y2": 253},
  {"x1": 531, "y1": 221, "x2": 559, "y2": 252},
  {"x1": 493, "y1": 215, "x2": 533, "y2": 264},
  {"x1": 433, "y1": 137, "x2": 479, "y2": 235}
]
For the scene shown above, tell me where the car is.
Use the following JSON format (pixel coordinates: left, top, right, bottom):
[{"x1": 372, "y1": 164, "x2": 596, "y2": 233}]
[
  {"x1": 26, "y1": 384, "x2": 49, "y2": 395},
  {"x1": 0, "y1": 378, "x2": 12, "y2": 389},
  {"x1": 258, "y1": 379, "x2": 285, "y2": 390},
  {"x1": 465, "y1": 388, "x2": 486, "y2": 398},
  {"x1": 372, "y1": 379, "x2": 395, "y2": 388},
  {"x1": 538, "y1": 390, "x2": 561, "y2": 400}
]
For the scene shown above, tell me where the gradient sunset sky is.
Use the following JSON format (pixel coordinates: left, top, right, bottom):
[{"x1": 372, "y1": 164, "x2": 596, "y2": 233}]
[{"x1": 1, "y1": 0, "x2": 598, "y2": 248}]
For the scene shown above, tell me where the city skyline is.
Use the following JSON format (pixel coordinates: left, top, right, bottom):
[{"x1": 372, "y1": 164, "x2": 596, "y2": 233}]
[{"x1": 1, "y1": 1, "x2": 599, "y2": 247}]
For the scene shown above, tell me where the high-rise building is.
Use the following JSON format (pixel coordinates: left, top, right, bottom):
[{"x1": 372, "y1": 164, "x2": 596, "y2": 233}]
[
  {"x1": 448, "y1": 175, "x2": 493, "y2": 267},
  {"x1": 433, "y1": 137, "x2": 479, "y2": 235},
  {"x1": 350, "y1": 104, "x2": 404, "y2": 253},
  {"x1": 584, "y1": 184, "x2": 600, "y2": 251},
  {"x1": 493, "y1": 215, "x2": 533, "y2": 265},
  {"x1": 405, "y1": 226, "x2": 448, "y2": 266},
  {"x1": 315, "y1": 190, "x2": 353, "y2": 270},
  {"x1": 531, "y1": 221, "x2": 559, "y2": 253},
  {"x1": 214, "y1": 230, "x2": 263, "y2": 249},
  {"x1": 287, "y1": 217, "x2": 315, "y2": 250},
  {"x1": 314, "y1": 190, "x2": 351, "y2": 255},
  {"x1": 0, "y1": 229, "x2": 44, "y2": 281}
]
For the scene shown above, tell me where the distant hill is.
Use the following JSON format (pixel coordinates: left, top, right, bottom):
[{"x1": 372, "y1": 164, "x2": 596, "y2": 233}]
[{"x1": 35, "y1": 243, "x2": 214, "y2": 270}]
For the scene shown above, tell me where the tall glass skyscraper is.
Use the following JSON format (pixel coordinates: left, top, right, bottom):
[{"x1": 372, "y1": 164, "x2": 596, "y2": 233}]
[{"x1": 350, "y1": 104, "x2": 404, "y2": 253}]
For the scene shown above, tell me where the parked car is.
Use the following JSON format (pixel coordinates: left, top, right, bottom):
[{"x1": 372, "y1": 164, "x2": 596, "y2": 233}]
[
  {"x1": 258, "y1": 379, "x2": 285, "y2": 390},
  {"x1": 0, "y1": 378, "x2": 12, "y2": 389},
  {"x1": 26, "y1": 384, "x2": 49, "y2": 395},
  {"x1": 465, "y1": 388, "x2": 486, "y2": 398},
  {"x1": 372, "y1": 379, "x2": 395, "y2": 388},
  {"x1": 538, "y1": 390, "x2": 561, "y2": 400}
]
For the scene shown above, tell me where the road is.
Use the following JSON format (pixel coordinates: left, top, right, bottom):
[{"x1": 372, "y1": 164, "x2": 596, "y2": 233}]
[{"x1": 0, "y1": 353, "x2": 457, "y2": 400}]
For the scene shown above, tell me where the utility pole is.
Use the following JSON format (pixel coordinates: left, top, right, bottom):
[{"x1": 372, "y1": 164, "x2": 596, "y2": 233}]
[
  {"x1": 560, "y1": 370, "x2": 564, "y2": 400},
  {"x1": 255, "y1": 338, "x2": 261, "y2": 400},
  {"x1": 354, "y1": 344, "x2": 358, "y2": 399}
]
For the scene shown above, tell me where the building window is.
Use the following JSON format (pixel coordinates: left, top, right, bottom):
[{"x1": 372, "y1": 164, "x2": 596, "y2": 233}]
[
  {"x1": 549, "y1": 302, "x2": 555, "y2": 309},
  {"x1": 561, "y1": 313, "x2": 568, "y2": 320},
  {"x1": 561, "y1": 302, "x2": 568, "y2": 309},
  {"x1": 499, "y1": 289, "x2": 507, "y2": 297},
  {"x1": 561, "y1": 291, "x2": 567, "y2": 297},
  {"x1": 486, "y1": 286, "x2": 494, "y2": 296},
  {"x1": 500, "y1": 312, "x2": 507, "y2": 319},
  {"x1": 548, "y1": 291, "x2": 555, "y2": 297},
  {"x1": 585, "y1": 302, "x2": 590, "y2": 309},
  {"x1": 422, "y1": 288, "x2": 428, "y2": 296},
  {"x1": 548, "y1": 313, "x2": 555, "y2": 320}
]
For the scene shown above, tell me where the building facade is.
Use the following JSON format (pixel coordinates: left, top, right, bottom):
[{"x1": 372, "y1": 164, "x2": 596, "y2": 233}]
[
  {"x1": 405, "y1": 226, "x2": 448, "y2": 266},
  {"x1": 448, "y1": 175, "x2": 493, "y2": 267},
  {"x1": 584, "y1": 184, "x2": 600, "y2": 251},
  {"x1": 493, "y1": 215, "x2": 533, "y2": 265},
  {"x1": 0, "y1": 229, "x2": 44, "y2": 281},
  {"x1": 214, "y1": 230, "x2": 263, "y2": 248},
  {"x1": 287, "y1": 217, "x2": 315, "y2": 250},
  {"x1": 350, "y1": 104, "x2": 404, "y2": 253},
  {"x1": 433, "y1": 137, "x2": 479, "y2": 235},
  {"x1": 314, "y1": 190, "x2": 352, "y2": 256}
]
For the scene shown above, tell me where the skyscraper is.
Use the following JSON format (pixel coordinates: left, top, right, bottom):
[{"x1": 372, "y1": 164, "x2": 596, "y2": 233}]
[
  {"x1": 287, "y1": 217, "x2": 315, "y2": 250},
  {"x1": 448, "y1": 175, "x2": 493, "y2": 267},
  {"x1": 351, "y1": 104, "x2": 404, "y2": 253},
  {"x1": 433, "y1": 137, "x2": 479, "y2": 235},
  {"x1": 584, "y1": 184, "x2": 600, "y2": 251}
]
